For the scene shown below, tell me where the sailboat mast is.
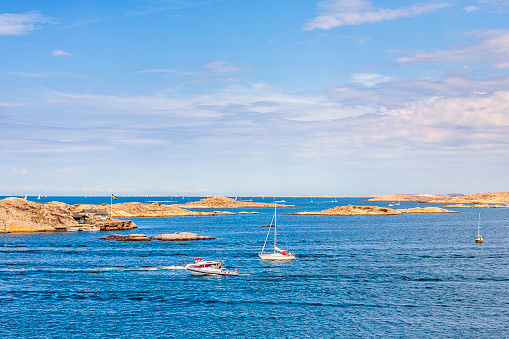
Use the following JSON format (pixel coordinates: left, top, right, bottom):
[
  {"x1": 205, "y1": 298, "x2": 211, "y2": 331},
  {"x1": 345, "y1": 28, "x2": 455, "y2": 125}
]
[
  {"x1": 478, "y1": 213, "x2": 481, "y2": 236},
  {"x1": 273, "y1": 204, "x2": 277, "y2": 253}
]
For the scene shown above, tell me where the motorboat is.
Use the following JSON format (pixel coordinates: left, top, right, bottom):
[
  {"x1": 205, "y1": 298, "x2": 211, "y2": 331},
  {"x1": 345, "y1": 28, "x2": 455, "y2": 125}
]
[
  {"x1": 185, "y1": 258, "x2": 239, "y2": 276},
  {"x1": 259, "y1": 204, "x2": 296, "y2": 261},
  {"x1": 66, "y1": 225, "x2": 101, "y2": 232},
  {"x1": 80, "y1": 225, "x2": 101, "y2": 232}
]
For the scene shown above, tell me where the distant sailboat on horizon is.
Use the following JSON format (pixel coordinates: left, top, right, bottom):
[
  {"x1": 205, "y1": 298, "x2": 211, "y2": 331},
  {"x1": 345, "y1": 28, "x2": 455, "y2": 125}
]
[{"x1": 475, "y1": 213, "x2": 483, "y2": 243}]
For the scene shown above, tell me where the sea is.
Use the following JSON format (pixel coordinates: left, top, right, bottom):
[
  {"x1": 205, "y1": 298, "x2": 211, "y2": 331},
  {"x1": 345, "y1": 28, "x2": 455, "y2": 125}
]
[{"x1": 1, "y1": 196, "x2": 509, "y2": 338}]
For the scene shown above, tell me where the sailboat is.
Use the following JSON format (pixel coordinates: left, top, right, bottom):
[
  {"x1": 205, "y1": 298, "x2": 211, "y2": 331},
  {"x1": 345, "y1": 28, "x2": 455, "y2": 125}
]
[
  {"x1": 259, "y1": 204, "x2": 296, "y2": 261},
  {"x1": 475, "y1": 213, "x2": 483, "y2": 243}
]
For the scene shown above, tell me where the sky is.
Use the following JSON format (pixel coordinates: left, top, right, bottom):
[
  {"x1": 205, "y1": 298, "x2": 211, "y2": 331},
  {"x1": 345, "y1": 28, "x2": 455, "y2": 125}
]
[{"x1": 1, "y1": 0, "x2": 509, "y2": 197}]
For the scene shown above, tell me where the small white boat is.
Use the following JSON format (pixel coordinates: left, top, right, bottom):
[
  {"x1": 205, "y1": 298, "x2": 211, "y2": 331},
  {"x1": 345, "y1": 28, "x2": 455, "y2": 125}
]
[
  {"x1": 259, "y1": 204, "x2": 296, "y2": 261},
  {"x1": 80, "y1": 225, "x2": 101, "y2": 232},
  {"x1": 66, "y1": 225, "x2": 101, "y2": 232},
  {"x1": 185, "y1": 258, "x2": 239, "y2": 276}
]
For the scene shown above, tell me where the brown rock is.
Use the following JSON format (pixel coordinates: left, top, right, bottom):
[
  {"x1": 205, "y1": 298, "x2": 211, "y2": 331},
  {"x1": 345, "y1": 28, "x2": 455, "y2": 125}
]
[
  {"x1": 2, "y1": 220, "x2": 56, "y2": 233},
  {"x1": 290, "y1": 205, "x2": 457, "y2": 215},
  {"x1": 99, "y1": 234, "x2": 151, "y2": 241},
  {"x1": 151, "y1": 232, "x2": 215, "y2": 241},
  {"x1": 73, "y1": 202, "x2": 216, "y2": 218},
  {"x1": 176, "y1": 196, "x2": 294, "y2": 208},
  {"x1": 443, "y1": 203, "x2": 506, "y2": 208},
  {"x1": 369, "y1": 192, "x2": 509, "y2": 205},
  {"x1": 0, "y1": 197, "x2": 77, "y2": 233}
]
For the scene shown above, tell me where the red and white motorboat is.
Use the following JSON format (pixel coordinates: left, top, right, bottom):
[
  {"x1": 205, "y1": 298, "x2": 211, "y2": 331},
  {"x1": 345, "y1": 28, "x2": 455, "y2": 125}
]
[{"x1": 185, "y1": 258, "x2": 239, "y2": 276}]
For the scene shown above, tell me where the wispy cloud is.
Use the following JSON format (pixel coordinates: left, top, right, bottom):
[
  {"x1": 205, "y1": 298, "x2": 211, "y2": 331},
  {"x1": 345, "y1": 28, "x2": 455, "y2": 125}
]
[
  {"x1": 0, "y1": 102, "x2": 24, "y2": 107},
  {"x1": 4, "y1": 70, "x2": 86, "y2": 78},
  {"x1": 9, "y1": 168, "x2": 28, "y2": 175},
  {"x1": 0, "y1": 11, "x2": 51, "y2": 35},
  {"x1": 135, "y1": 68, "x2": 196, "y2": 77},
  {"x1": 303, "y1": 0, "x2": 450, "y2": 30},
  {"x1": 352, "y1": 73, "x2": 394, "y2": 87},
  {"x1": 397, "y1": 29, "x2": 509, "y2": 70},
  {"x1": 52, "y1": 49, "x2": 75, "y2": 57}
]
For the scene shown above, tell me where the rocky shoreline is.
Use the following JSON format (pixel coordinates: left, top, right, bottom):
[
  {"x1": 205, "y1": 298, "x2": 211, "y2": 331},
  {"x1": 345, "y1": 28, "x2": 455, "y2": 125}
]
[
  {"x1": 290, "y1": 205, "x2": 457, "y2": 216},
  {"x1": 368, "y1": 192, "x2": 509, "y2": 204},
  {"x1": 175, "y1": 196, "x2": 294, "y2": 208},
  {"x1": 2, "y1": 192, "x2": 506, "y2": 233},
  {"x1": 0, "y1": 196, "x2": 271, "y2": 234}
]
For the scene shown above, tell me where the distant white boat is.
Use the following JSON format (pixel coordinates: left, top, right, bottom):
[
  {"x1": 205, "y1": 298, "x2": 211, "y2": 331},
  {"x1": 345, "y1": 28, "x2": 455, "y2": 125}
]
[
  {"x1": 259, "y1": 204, "x2": 296, "y2": 261},
  {"x1": 37, "y1": 195, "x2": 41, "y2": 200},
  {"x1": 67, "y1": 225, "x2": 101, "y2": 232},
  {"x1": 24, "y1": 194, "x2": 27, "y2": 200}
]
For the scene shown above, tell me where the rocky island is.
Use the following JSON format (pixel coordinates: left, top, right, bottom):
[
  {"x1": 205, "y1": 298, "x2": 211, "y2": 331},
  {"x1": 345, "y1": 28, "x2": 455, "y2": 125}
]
[
  {"x1": 73, "y1": 202, "x2": 217, "y2": 218},
  {"x1": 175, "y1": 196, "x2": 294, "y2": 208},
  {"x1": 368, "y1": 192, "x2": 509, "y2": 205},
  {"x1": 290, "y1": 205, "x2": 456, "y2": 216},
  {"x1": 0, "y1": 197, "x2": 137, "y2": 233},
  {"x1": 0, "y1": 196, "x2": 269, "y2": 234}
]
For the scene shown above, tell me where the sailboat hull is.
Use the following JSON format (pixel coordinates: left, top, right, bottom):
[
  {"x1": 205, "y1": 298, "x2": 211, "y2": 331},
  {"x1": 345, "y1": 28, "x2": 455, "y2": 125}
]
[{"x1": 259, "y1": 253, "x2": 296, "y2": 261}]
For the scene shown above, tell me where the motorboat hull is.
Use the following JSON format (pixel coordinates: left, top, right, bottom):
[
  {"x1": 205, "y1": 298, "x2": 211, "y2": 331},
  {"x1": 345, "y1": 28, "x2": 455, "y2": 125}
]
[
  {"x1": 185, "y1": 266, "x2": 239, "y2": 276},
  {"x1": 186, "y1": 267, "x2": 239, "y2": 276}
]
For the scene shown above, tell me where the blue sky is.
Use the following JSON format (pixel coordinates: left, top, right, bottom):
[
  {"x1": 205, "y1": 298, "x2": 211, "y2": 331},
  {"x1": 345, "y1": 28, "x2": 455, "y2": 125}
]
[{"x1": 1, "y1": 0, "x2": 509, "y2": 196}]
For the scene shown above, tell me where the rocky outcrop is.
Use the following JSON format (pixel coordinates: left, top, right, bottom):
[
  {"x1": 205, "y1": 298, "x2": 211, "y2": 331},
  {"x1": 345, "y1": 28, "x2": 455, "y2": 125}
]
[
  {"x1": 290, "y1": 205, "x2": 456, "y2": 215},
  {"x1": 99, "y1": 234, "x2": 151, "y2": 241},
  {"x1": 431, "y1": 192, "x2": 509, "y2": 204},
  {"x1": 99, "y1": 232, "x2": 215, "y2": 241},
  {"x1": 0, "y1": 198, "x2": 77, "y2": 233},
  {"x1": 97, "y1": 220, "x2": 137, "y2": 231},
  {"x1": 0, "y1": 197, "x2": 137, "y2": 233},
  {"x1": 368, "y1": 194, "x2": 451, "y2": 203},
  {"x1": 1, "y1": 220, "x2": 57, "y2": 233},
  {"x1": 369, "y1": 192, "x2": 509, "y2": 204},
  {"x1": 73, "y1": 202, "x2": 216, "y2": 218},
  {"x1": 151, "y1": 232, "x2": 215, "y2": 241},
  {"x1": 176, "y1": 196, "x2": 294, "y2": 208},
  {"x1": 443, "y1": 204, "x2": 507, "y2": 208},
  {"x1": 397, "y1": 207, "x2": 457, "y2": 214}
]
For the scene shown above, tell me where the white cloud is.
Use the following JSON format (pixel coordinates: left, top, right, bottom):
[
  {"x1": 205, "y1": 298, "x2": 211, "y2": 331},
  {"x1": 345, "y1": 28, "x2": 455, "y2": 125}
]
[
  {"x1": 352, "y1": 73, "x2": 394, "y2": 87},
  {"x1": 52, "y1": 49, "x2": 75, "y2": 57},
  {"x1": 303, "y1": 0, "x2": 450, "y2": 30},
  {"x1": 464, "y1": 6, "x2": 480, "y2": 12},
  {"x1": 204, "y1": 61, "x2": 248, "y2": 74},
  {"x1": 0, "y1": 11, "x2": 49, "y2": 35},
  {"x1": 0, "y1": 102, "x2": 24, "y2": 107},
  {"x1": 9, "y1": 168, "x2": 28, "y2": 175},
  {"x1": 397, "y1": 29, "x2": 509, "y2": 69}
]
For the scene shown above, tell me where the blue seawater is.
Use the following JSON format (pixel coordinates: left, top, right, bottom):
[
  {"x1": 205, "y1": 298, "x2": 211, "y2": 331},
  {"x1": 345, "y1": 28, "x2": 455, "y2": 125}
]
[{"x1": 1, "y1": 197, "x2": 509, "y2": 338}]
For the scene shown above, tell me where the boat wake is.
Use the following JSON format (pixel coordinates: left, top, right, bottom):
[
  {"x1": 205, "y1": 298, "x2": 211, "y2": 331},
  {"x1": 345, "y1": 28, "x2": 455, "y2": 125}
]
[{"x1": 1, "y1": 265, "x2": 187, "y2": 273}]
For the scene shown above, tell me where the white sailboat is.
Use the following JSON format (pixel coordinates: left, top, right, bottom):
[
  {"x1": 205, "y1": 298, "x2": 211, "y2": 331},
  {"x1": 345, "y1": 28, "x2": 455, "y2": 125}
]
[
  {"x1": 475, "y1": 213, "x2": 483, "y2": 243},
  {"x1": 259, "y1": 205, "x2": 296, "y2": 261}
]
